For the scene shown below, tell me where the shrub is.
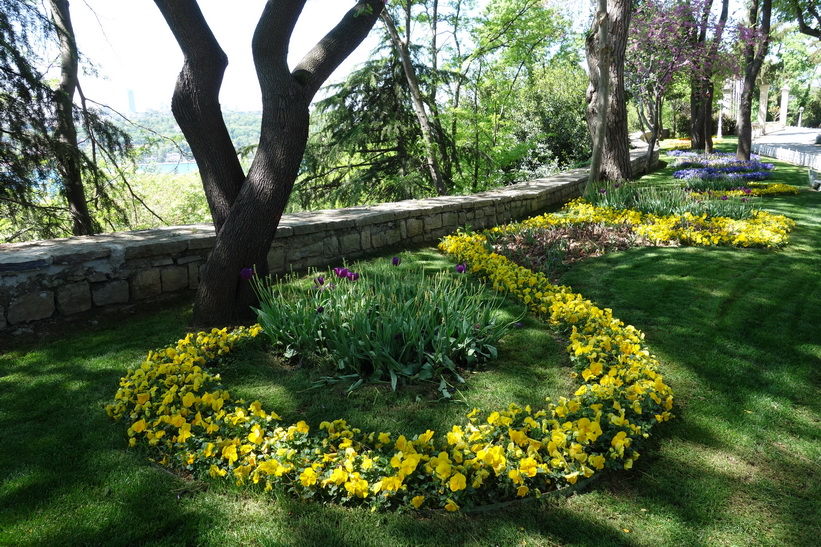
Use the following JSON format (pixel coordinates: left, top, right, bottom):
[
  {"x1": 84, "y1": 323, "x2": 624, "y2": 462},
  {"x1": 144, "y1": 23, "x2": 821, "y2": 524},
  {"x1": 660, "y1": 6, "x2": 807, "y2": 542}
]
[{"x1": 252, "y1": 259, "x2": 518, "y2": 390}]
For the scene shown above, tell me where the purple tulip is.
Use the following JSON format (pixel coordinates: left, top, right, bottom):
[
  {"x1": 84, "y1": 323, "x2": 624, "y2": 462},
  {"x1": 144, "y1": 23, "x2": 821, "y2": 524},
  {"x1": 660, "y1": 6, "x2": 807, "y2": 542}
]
[
  {"x1": 599, "y1": 188, "x2": 607, "y2": 194},
  {"x1": 347, "y1": 271, "x2": 360, "y2": 281},
  {"x1": 721, "y1": 195, "x2": 728, "y2": 201},
  {"x1": 239, "y1": 267, "x2": 254, "y2": 280},
  {"x1": 316, "y1": 306, "x2": 324, "y2": 314},
  {"x1": 455, "y1": 263, "x2": 467, "y2": 274},
  {"x1": 333, "y1": 267, "x2": 349, "y2": 278},
  {"x1": 392, "y1": 257, "x2": 401, "y2": 266}
]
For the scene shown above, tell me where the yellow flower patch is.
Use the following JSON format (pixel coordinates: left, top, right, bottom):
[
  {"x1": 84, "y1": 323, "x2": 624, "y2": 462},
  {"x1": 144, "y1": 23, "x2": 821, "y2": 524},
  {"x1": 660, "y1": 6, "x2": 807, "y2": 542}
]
[{"x1": 107, "y1": 194, "x2": 796, "y2": 512}]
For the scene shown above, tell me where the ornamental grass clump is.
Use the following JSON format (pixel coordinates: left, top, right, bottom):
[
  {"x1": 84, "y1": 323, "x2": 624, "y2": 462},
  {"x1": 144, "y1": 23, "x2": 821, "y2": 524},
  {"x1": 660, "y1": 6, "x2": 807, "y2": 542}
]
[{"x1": 252, "y1": 259, "x2": 517, "y2": 390}]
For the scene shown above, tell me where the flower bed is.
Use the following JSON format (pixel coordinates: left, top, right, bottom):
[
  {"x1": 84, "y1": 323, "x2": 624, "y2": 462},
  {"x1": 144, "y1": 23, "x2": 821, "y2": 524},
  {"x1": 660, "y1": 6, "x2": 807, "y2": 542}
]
[
  {"x1": 107, "y1": 200, "x2": 792, "y2": 512},
  {"x1": 506, "y1": 199, "x2": 794, "y2": 248}
]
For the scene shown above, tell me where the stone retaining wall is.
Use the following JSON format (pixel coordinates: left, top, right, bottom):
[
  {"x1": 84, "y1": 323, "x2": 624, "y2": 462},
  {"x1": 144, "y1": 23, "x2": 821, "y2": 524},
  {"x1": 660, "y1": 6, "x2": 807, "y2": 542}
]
[{"x1": 0, "y1": 150, "x2": 656, "y2": 336}]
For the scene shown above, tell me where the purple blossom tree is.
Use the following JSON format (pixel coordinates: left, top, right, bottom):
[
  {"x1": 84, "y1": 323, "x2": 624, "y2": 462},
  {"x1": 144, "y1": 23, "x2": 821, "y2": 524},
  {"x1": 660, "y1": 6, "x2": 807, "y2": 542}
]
[
  {"x1": 626, "y1": 0, "x2": 698, "y2": 169},
  {"x1": 625, "y1": 0, "x2": 739, "y2": 158}
]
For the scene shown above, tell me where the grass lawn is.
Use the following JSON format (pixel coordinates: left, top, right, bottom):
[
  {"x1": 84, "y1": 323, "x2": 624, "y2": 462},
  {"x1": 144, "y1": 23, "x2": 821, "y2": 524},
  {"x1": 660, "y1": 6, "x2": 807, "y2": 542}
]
[{"x1": 1, "y1": 143, "x2": 819, "y2": 546}]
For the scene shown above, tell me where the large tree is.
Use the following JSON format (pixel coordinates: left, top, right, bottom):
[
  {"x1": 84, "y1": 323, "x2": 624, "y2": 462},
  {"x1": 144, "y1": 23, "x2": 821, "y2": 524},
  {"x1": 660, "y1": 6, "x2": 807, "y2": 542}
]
[
  {"x1": 626, "y1": 0, "x2": 696, "y2": 170},
  {"x1": 153, "y1": 0, "x2": 384, "y2": 326},
  {"x1": 737, "y1": 0, "x2": 772, "y2": 161},
  {"x1": 585, "y1": 0, "x2": 632, "y2": 182},
  {"x1": 0, "y1": 0, "x2": 136, "y2": 241},
  {"x1": 689, "y1": 0, "x2": 730, "y2": 152}
]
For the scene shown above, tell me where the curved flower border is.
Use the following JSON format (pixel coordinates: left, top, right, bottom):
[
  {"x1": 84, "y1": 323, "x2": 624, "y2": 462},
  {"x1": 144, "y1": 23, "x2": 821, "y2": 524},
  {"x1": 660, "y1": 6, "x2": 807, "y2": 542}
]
[{"x1": 109, "y1": 201, "x2": 794, "y2": 512}]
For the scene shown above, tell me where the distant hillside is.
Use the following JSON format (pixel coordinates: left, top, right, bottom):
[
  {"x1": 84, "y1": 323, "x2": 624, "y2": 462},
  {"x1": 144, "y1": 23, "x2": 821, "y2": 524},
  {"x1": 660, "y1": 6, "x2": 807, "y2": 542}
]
[{"x1": 121, "y1": 111, "x2": 262, "y2": 163}]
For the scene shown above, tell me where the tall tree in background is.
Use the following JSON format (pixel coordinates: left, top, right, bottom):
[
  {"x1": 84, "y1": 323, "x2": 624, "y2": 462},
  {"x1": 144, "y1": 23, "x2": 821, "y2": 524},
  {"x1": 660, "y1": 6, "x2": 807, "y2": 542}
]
[
  {"x1": 380, "y1": 4, "x2": 448, "y2": 195},
  {"x1": 626, "y1": 0, "x2": 695, "y2": 170},
  {"x1": 585, "y1": 0, "x2": 632, "y2": 181},
  {"x1": 737, "y1": 0, "x2": 772, "y2": 161},
  {"x1": 154, "y1": 0, "x2": 384, "y2": 326},
  {"x1": 50, "y1": 0, "x2": 93, "y2": 235},
  {"x1": 689, "y1": 0, "x2": 730, "y2": 152},
  {"x1": 0, "y1": 0, "x2": 136, "y2": 241},
  {"x1": 587, "y1": 0, "x2": 610, "y2": 189}
]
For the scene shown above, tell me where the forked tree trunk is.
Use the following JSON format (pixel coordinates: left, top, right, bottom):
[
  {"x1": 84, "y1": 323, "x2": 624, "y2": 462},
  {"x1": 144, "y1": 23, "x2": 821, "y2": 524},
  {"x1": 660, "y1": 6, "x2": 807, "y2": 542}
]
[
  {"x1": 154, "y1": 0, "x2": 384, "y2": 326},
  {"x1": 51, "y1": 0, "x2": 95, "y2": 236},
  {"x1": 586, "y1": 0, "x2": 632, "y2": 182}
]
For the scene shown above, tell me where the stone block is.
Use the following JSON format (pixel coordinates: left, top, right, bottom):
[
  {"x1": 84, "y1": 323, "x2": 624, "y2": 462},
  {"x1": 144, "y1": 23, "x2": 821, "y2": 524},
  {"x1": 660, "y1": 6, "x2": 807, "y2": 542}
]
[
  {"x1": 83, "y1": 259, "x2": 115, "y2": 282},
  {"x1": 176, "y1": 255, "x2": 202, "y2": 265},
  {"x1": 56, "y1": 282, "x2": 92, "y2": 315},
  {"x1": 338, "y1": 232, "x2": 361, "y2": 255},
  {"x1": 152, "y1": 257, "x2": 174, "y2": 267},
  {"x1": 92, "y1": 280, "x2": 129, "y2": 306},
  {"x1": 130, "y1": 269, "x2": 161, "y2": 300},
  {"x1": 267, "y1": 246, "x2": 286, "y2": 274},
  {"x1": 405, "y1": 218, "x2": 424, "y2": 238},
  {"x1": 442, "y1": 211, "x2": 459, "y2": 231},
  {"x1": 290, "y1": 238, "x2": 326, "y2": 261},
  {"x1": 0, "y1": 252, "x2": 50, "y2": 273},
  {"x1": 8, "y1": 291, "x2": 55, "y2": 324},
  {"x1": 161, "y1": 266, "x2": 189, "y2": 293},
  {"x1": 423, "y1": 214, "x2": 443, "y2": 232},
  {"x1": 124, "y1": 239, "x2": 188, "y2": 260},
  {"x1": 360, "y1": 229, "x2": 372, "y2": 251},
  {"x1": 371, "y1": 224, "x2": 401, "y2": 248},
  {"x1": 188, "y1": 263, "x2": 200, "y2": 290},
  {"x1": 0, "y1": 305, "x2": 6, "y2": 330}
]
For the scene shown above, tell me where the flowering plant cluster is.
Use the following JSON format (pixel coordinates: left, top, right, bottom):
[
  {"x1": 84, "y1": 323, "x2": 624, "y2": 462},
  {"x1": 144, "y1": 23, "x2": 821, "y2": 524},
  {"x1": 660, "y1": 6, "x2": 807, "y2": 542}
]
[
  {"x1": 252, "y1": 260, "x2": 515, "y2": 390},
  {"x1": 504, "y1": 199, "x2": 794, "y2": 248},
  {"x1": 671, "y1": 152, "x2": 774, "y2": 183},
  {"x1": 109, "y1": 241, "x2": 679, "y2": 513},
  {"x1": 108, "y1": 301, "x2": 672, "y2": 512}
]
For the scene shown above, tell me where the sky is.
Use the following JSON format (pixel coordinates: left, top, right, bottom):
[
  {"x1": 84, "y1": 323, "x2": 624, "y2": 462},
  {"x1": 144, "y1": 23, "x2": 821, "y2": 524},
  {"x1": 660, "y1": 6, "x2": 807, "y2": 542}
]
[{"x1": 70, "y1": 0, "x2": 382, "y2": 113}]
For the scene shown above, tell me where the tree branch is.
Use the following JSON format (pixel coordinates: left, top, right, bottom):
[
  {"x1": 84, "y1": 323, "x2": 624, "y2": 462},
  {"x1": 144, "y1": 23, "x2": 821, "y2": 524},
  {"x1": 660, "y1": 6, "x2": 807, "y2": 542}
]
[
  {"x1": 292, "y1": 0, "x2": 384, "y2": 101},
  {"x1": 153, "y1": 0, "x2": 246, "y2": 233},
  {"x1": 793, "y1": 0, "x2": 821, "y2": 38},
  {"x1": 252, "y1": 0, "x2": 307, "y2": 90}
]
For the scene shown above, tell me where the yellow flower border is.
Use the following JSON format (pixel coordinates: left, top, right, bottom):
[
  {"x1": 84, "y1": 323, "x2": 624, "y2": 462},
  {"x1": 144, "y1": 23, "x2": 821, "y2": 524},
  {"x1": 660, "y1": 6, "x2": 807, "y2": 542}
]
[{"x1": 108, "y1": 201, "x2": 792, "y2": 512}]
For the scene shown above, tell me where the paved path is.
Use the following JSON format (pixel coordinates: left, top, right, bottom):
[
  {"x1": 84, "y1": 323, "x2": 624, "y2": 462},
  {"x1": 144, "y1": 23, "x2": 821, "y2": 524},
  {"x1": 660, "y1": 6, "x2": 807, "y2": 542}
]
[{"x1": 752, "y1": 126, "x2": 821, "y2": 171}]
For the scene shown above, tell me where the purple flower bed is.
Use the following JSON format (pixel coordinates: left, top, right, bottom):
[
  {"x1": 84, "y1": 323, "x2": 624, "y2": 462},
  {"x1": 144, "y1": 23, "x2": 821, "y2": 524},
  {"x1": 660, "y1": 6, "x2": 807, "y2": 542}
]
[{"x1": 670, "y1": 152, "x2": 773, "y2": 182}]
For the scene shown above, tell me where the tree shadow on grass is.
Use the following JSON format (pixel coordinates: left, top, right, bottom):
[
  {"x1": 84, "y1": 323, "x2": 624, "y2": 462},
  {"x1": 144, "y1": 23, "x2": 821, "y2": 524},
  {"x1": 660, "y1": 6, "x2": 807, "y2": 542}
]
[{"x1": 557, "y1": 190, "x2": 821, "y2": 545}]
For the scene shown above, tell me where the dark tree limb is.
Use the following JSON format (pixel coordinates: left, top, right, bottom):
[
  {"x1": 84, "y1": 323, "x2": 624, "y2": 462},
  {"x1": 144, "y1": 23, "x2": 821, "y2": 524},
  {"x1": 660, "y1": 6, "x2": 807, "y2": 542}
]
[{"x1": 154, "y1": 0, "x2": 245, "y2": 234}]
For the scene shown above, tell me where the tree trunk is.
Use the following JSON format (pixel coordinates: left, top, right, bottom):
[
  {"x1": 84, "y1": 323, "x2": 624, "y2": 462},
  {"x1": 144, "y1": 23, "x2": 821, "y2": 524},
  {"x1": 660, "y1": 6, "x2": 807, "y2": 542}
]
[
  {"x1": 585, "y1": 0, "x2": 632, "y2": 182},
  {"x1": 737, "y1": 0, "x2": 771, "y2": 161},
  {"x1": 155, "y1": 0, "x2": 384, "y2": 327},
  {"x1": 690, "y1": 0, "x2": 728, "y2": 154},
  {"x1": 586, "y1": 0, "x2": 610, "y2": 191},
  {"x1": 50, "y1": 0, "x2": 94, "y2": 236},
  {"x1": 690, "y1": 79, "x2": 709, "y2": 151},
  {"x1": 381, "y1": 10, "x2": 448, "y2": 196}
]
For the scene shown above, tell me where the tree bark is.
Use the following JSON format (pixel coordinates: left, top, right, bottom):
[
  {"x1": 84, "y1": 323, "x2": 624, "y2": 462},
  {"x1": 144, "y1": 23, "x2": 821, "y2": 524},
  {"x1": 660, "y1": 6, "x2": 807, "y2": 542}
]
[
  {"x1": 50, "y1": 0, "x2": 94, "y2": 236},
  {"x1": 155, "y1": 0, "x2": 384, "y2": 326},
  {"x1": 737, "y1": 0, "x2": 771, "y2": 161},
  {"x1": 380, "y1": 9, "x2": 448, "y2": 195},
  {"x1": 689, "y1": 0, "x2": 728, "y2": 153},
  {"x1": 586, "y1": 0, "x2": 610, "y2": 191},
  {"x1": 585, "y1": 0, "x2": 632, "y2": 182}
]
